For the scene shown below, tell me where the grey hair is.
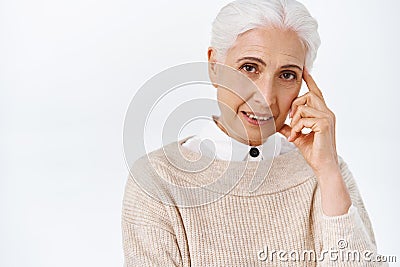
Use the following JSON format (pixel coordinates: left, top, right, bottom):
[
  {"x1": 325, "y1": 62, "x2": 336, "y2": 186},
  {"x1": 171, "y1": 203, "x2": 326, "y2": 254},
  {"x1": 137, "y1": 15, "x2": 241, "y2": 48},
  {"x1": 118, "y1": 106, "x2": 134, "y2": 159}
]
[{"x1": 211, "y1": 0, "x2": 321, "y2": 70}]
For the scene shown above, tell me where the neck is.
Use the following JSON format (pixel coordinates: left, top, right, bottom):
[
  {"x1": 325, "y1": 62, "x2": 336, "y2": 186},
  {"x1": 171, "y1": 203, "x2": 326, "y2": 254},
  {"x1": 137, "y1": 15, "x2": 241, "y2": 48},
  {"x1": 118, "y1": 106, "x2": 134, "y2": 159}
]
[{"x1": 214, "y1": 116, "x2": 262, "y2": 147}]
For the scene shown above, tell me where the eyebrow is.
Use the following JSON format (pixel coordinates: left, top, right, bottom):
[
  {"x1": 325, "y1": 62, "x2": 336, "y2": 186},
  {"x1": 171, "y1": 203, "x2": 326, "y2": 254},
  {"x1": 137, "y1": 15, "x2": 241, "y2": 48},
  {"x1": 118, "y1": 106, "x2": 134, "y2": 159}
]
[
  {"x1": 236, "y1": 57, "x2": 303, "y2": 71},
  {"x1": 236, "y1": 57, "x2": 267, "y2": 67},
  {"x1": 280, "y1": 64, "x2": 303, "y2": 72}
]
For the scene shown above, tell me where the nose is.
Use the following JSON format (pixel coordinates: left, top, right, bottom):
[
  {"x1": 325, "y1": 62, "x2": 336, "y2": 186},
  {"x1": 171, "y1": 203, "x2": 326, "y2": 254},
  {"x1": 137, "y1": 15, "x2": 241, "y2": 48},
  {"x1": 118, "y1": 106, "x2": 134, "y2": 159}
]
[{"x1": 252, "y1": 76, "x2": 276, "y2": 107}]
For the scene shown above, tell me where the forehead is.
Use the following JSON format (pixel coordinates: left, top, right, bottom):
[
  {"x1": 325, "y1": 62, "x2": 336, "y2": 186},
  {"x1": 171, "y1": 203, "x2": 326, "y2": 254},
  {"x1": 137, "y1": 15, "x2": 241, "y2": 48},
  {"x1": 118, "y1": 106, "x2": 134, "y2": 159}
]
[{"x1": 227, "y1": 27, "x2": 306, "y2": 65}]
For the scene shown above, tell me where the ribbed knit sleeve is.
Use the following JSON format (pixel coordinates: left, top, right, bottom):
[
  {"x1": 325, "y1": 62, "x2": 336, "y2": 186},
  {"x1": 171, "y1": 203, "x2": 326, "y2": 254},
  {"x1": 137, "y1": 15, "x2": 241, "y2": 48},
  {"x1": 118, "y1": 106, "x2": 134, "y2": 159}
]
[
  {"x1": 315, "y1": 157, "x2": 388, "y2": 266},
  {"x1": 121, "y1": 174, "x2": 183, "y2": 267}
]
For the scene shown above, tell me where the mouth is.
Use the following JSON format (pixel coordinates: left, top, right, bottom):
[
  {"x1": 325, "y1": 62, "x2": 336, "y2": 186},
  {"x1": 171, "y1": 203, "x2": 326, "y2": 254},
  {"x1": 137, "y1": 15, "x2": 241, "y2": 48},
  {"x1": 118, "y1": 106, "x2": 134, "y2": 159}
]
[{"x1": 240, "y1": 111, "x2": 274, "y2": 126}]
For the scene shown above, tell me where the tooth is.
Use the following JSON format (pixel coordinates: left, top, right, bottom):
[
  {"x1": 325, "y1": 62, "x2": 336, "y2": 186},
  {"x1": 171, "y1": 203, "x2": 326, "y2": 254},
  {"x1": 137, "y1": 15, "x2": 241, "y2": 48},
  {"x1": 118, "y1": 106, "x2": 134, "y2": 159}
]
[{"x1": 245, "y1": 112, "x2": 273, "y2": 121}]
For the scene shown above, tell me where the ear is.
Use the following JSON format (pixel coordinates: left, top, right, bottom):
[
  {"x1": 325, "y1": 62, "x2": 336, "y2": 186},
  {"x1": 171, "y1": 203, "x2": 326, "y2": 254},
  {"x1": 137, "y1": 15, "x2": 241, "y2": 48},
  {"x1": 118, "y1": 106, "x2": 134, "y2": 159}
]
[{"x1": 207, "y1": 47, "x2": 218, "y2": 88}]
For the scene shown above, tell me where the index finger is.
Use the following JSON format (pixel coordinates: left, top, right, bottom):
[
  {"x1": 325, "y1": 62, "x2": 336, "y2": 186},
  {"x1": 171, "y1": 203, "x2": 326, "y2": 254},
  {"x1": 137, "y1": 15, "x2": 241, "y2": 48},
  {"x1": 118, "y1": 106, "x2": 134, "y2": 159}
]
[{"x1": 303, "y1": 67, "x2": 324, "y2": 100}]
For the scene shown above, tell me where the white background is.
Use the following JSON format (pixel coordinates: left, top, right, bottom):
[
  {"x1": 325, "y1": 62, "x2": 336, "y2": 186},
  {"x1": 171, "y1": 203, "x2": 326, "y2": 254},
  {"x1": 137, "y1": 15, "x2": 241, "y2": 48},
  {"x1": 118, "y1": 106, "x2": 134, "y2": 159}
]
[{"x1": 1, "y1": 0, "x2": 399, "y2": 266}]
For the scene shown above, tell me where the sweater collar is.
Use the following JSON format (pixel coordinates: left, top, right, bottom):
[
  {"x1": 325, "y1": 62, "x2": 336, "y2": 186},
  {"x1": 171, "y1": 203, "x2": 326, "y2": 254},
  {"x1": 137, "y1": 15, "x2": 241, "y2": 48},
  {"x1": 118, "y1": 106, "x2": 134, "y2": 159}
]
[{"x1": 153, "y1": 136, "x2": 315, "y2": 198}]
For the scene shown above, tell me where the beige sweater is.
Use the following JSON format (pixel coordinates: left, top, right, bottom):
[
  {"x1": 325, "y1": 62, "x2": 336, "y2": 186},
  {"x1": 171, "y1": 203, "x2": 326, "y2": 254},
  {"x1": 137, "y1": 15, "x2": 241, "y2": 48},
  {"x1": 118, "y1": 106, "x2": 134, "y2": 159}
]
[{"x1": 122, "y1": 136, "x2": 385, "y2": 266}]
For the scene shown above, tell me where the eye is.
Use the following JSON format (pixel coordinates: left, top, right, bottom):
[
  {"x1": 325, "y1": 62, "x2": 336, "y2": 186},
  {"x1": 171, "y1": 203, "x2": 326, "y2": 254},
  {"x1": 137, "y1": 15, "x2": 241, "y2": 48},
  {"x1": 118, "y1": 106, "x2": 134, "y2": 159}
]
[
  {"x1": 240, "y1": 64, "x2": 258, "y2": 74},
  {"x1": 280, "y1": 72, "x2": 297, "y2": 81}
]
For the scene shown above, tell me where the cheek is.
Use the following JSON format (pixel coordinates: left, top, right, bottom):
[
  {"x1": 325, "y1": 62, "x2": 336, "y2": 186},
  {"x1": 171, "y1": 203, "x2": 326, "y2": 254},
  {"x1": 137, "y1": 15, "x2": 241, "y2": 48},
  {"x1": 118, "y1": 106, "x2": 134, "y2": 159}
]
[
  {"x1": 278, "y1": 91, "x2": 300, "y2": 113},
  {"x1": 217, "y1": 88, "x2": 244, "y2": 113}
]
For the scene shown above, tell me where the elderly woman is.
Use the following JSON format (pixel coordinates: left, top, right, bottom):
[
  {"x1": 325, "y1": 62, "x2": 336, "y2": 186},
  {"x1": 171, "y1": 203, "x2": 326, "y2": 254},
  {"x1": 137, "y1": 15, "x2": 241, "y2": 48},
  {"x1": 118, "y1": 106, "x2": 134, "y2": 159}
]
[{"x1": 122, "y1": 0, "x2": 384, "y2": 266}]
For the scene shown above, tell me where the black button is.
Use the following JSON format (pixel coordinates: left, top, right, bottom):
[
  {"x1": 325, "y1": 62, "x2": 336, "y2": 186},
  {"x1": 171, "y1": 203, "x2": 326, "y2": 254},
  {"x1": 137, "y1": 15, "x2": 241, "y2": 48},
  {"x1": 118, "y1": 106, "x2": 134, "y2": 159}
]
[{"x1": 249, "y1": 147, "x2": 260, "y2": 158}]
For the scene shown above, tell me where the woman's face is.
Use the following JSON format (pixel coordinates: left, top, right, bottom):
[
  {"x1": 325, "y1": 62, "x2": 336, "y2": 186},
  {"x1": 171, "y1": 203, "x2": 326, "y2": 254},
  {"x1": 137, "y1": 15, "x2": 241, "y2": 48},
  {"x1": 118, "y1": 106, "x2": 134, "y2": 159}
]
[{"x1": 208, "y1": 27, "x2": 306, "y2": 146}]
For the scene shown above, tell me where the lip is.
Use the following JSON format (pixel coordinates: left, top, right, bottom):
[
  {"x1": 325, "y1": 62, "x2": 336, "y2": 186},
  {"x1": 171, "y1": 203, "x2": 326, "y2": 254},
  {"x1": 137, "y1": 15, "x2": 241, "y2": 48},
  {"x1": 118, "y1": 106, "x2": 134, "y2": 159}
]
[{"x1": 240, "y1": 111, "x2": 274, "y2": 126}]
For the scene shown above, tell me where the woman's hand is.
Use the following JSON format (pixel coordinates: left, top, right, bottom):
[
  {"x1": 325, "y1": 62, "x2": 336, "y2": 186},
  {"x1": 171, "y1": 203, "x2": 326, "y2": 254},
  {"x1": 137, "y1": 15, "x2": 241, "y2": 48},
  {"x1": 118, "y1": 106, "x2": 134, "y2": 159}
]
[
  {"x1": 278, "y1": 68, "x2": 352, "y2": 216},
  {"x1": 279, "y1": 68, "x2": 339, "y2": 177}
]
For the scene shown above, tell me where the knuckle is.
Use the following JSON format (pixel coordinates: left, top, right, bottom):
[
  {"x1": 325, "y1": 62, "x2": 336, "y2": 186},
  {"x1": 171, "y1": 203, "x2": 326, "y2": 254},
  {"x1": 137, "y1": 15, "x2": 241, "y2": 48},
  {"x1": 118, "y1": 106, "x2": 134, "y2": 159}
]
[
  {"x1": 320, "y1": 118, "x2": 331, "y2": 129},
  {"x1": 294, "y1": 120, "x2": 302, "y2": 131},
  {"x1": 327, "y1": 110, "x2": 336, "y2": 122},
  {"x1": 298, "y1": 118, "x2": 306, "y2": 127}
]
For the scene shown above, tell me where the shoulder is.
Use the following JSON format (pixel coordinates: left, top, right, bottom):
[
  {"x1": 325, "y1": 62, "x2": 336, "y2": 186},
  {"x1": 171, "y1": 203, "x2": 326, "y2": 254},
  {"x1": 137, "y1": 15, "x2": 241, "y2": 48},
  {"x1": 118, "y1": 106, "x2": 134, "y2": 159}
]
[
  {"x1": 132, "y1": 146, "x2": 170, "y2": 172},
  {"x1": 129, "y1": 141, "x2": 194, "y2": 204},
  {"x1": 130, "y1": 144, "x2": 176, "y2": 190},
  {"x1": 122, "y1": 149, "x2": 175, "y2": 231}
]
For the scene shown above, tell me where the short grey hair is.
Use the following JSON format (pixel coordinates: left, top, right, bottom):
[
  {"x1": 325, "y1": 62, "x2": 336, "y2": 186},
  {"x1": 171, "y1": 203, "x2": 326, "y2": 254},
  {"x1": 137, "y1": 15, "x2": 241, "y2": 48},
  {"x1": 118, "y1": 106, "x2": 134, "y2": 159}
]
[{"x1": 211, "y1": 0, "x2": 321, "y2": 70}]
